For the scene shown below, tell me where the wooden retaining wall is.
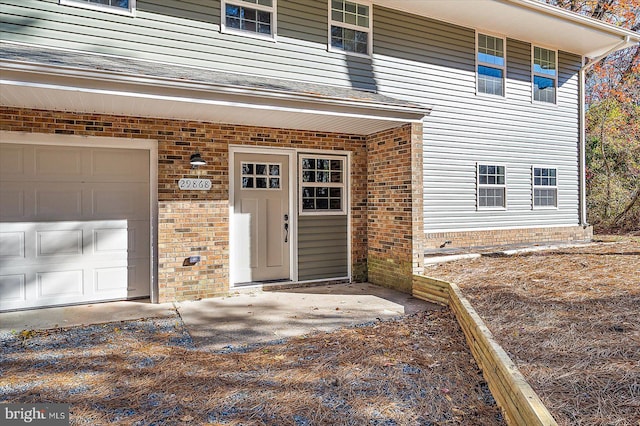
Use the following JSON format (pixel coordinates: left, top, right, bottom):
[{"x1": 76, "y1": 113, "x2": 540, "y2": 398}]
[{"x1": 413, "y1": 275, "x2": 557, "y2": 426}]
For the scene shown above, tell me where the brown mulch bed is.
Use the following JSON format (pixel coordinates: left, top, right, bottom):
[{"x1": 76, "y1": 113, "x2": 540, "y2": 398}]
[
  {"x1": 1, "y1": 309, "x2": 504, "y2": 425},
  {"x1": 426, "y1": 236, "x2": 640, "y2": 426}
]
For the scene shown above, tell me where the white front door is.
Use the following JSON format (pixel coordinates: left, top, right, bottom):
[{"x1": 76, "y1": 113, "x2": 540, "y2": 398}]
[{"x1": 233, "y1": 152, "x2": 290, "y2": 283}]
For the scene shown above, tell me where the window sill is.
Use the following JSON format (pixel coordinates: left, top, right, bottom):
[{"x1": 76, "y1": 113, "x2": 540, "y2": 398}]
[
  {"x1": 328, "y1": 46, "x2": 372, "y2": 59},
  {"x1": 476, "y1": 91, "x2": 507, "y2": 100},
  {"x1": 299, "y1": 211, "x2": 348, "y2": 216},
  {"x1": 59, "y1": 0, "x2": 135, "y2": 16},
  {"x1": 477, "y1": 207, "x2": 507, "y2": 211},
  {"x1": 221, "y1": 27, "x2": 277, "y2": 42}
]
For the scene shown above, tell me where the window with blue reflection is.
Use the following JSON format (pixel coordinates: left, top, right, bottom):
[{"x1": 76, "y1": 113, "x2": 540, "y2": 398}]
[
  {"x1": 533, "y1": 47, "x2": 557, "y2": 103},
  {"x1": 477, "y1": 34, "x2": 505, "y2": 96}
]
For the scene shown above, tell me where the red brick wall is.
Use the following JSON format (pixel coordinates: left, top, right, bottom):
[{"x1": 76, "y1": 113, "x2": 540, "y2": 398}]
[
  {"x1": 424, "y1": 225, "x2": 593, "y2": 251},
  {"x1": 1, "y1": 107, "x2": 368, "y2": 301},
  {"x1": 366, "y1": 123, "x2": 424, "y2": 293}
]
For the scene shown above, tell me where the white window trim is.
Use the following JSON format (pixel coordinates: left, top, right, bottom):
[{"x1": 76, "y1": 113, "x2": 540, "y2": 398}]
[
  {"x1": 476, "y1": 31, "x2": 507, "y2": 98},
  {"x1": 532, "y1": 45, "x2": 558, "y2": 105},
  {"x1": 532, "y1": 165, "x2": 559, "y2": 209},
  {"x1": 221, "y1": 0, "x2": 277, "y2": 41},
  {"x1": 328, "y1": 0, "x2": 373, "y2": 58},
  {"x1": 59, "y1": 0, "x2": 136, "y2": 16},
  {"x1": 299, "y1": 154, "x2": 348, "y2": 216},
  {"x1": 477, "y1": 162, "x2": 507, "y2": 211}
]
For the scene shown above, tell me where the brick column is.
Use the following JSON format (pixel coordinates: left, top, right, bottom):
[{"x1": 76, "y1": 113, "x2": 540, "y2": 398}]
[{"x1": 366, "y1": 123, "x2": 424, "y2": 293}]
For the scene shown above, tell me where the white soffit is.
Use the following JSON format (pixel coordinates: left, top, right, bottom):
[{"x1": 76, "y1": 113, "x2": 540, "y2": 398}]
[
  {"x1": 0, "y1": 77, "x2": 427, "y2": 136},
  {"x1": 374, "y1": 0, "x2": 639, "y2": 58}
]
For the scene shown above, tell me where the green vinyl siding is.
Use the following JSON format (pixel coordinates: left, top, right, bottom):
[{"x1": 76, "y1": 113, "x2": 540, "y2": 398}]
[
  {"x1": 297, "y1": 215, "x2": 348, "y2": 281},
  {"x1": 1, "y1": 0, "x2": 583, "y2": 233}
]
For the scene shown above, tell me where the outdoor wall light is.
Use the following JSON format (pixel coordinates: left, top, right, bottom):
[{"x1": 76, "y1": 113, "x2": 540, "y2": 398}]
[{"x1": 189, "y1": 152, "x2": 206, "y2": 168}]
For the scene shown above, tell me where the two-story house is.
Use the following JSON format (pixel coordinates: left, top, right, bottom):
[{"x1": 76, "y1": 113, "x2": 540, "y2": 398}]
[{"x1": 1, "y1": 0, "x2": 637, "y2": 311}]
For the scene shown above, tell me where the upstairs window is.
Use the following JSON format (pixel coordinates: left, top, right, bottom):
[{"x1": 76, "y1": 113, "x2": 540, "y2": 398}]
[
  {"x1": 477, "y1": 34, "x2": 505, "y2": 96},
  {"x1": 329, "y1": 0, "x2": 371, "y2": 56},
  {"x1": 533, "y1": 167, "x2": 558, "y2": 208},
  {"x1": 223, "y1": 0, "x2": 276, "y2": 38},
  {"x1": 60, "y1": 0, "x2": 135, "y2": 14},
  {"x1": 477, "y1": 164, "x2": 506, "y2": 209},
  {"x1": 533, "y1": 46, "x2": 557, "y2": 103}
]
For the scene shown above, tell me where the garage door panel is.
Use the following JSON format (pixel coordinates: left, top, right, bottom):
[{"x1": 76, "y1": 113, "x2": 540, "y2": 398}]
[
  {"x1": 35, "y1": 146, "x2": 82, "y2": 178},
  {"x1": 0, "y1": 143, "x2": 151, "y2": 311},
  {"x1": 95, "y1": 266, "x2": 128, "y2": 293},
  {"x1": 37, "y1": 229, "x2": 84, "y2": 257},
  {"x1": 0, "y1": 188, "x2": 25, "y2": 218},
  {"x1": 0, "y1": 145, "x2": 26, "y2": 176},
  {"x1": 126, "y1": 260, "x2": 150, "y2": 298},
  {"x1": 91, "y1": 183, "x2": 149, "y2": 218},
  {"x1": 0, "y1": 231, "x2": 25, "y2": 258},
  {"x1": 91, "y1": 149, "x2": 149, "y2": 181},
  {"x1": 94, "y1": 227, "x2": 128, "y2": 253},
  {"x1": 37, "y1": 269, "x2": 84, "y2": 298},
  {"x1": 0, "y1": 274, "x2": 26, "y2": 302},
  {"x1": 35, "y1": 187, "x2": 83, "y2": 219}
]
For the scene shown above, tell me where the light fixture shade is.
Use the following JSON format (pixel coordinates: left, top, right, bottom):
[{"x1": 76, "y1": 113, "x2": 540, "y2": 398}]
[{"x1": 190, "y1": 152, "x2": 206, "y2": 166}]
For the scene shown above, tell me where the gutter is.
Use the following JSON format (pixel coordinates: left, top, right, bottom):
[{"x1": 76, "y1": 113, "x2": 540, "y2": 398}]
[{"x1": 577, "y1": 36, "x2": 635, "y2": 227}]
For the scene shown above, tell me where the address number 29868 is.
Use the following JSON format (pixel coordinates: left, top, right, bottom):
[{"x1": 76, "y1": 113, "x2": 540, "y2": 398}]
[{"x1": 178, "y1": 178, "x2": 212, "y2": 190}]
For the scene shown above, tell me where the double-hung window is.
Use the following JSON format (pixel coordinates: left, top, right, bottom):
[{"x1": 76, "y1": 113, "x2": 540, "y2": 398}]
[
  {"x1": 60, "y1": 0, "x2": 135, "y2": 15},
  {"x1": 533, "y1": 167, "x2": 558, "y2": 208},
  {"x1": 329, "y1": 0, "x2": 371, "y2": 56},
  {"x1": 477, "y1": 33, "x2": 505, "y2": 96},
  {"x1": 223, "y1": 0, "x2": 276, "y2": 38},
  {"x1": 533, "y1": 46, "x2": 557, "y2": 103},
  {"x1": 300, "y1": 155, "x2": 347, "y2": 214},
  {"x1": 477, "y1": 164, "x2": 506, "y2": 209}
]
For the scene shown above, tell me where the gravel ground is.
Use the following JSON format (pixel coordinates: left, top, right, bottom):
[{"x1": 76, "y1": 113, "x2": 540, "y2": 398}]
[{"x1": 1, "y1": 309, "x2": 504, "y2": 425}]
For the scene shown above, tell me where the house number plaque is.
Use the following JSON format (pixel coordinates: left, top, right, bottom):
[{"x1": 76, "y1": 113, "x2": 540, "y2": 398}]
[{"x1": 178, "y1": 178, "x2": 212, "y2": 190}]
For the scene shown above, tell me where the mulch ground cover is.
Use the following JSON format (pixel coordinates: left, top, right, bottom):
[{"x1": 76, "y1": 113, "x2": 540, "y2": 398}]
[
  {"x1": 1, "y1": 308, "x2": 504, "y2": 425},
  {"x1": 426, "y1": 236, "x2": 640, "y2": 426}
]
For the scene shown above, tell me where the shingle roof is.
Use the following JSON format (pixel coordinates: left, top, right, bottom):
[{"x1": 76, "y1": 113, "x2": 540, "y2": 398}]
[{"x1": 1, "y1": 42, "x2": 421, "y2": 109}]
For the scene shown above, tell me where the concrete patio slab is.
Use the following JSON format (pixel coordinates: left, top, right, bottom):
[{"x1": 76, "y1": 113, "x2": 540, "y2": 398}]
[
  {"x1": 176, "y1": 282, "x2": 435, "y2": 351},
  {"x1": 0, "y1": 300, "x2": 176, "y2": 333},
  {"x1": 0, "y1": 283, "x2": 436, "y2": 351}
]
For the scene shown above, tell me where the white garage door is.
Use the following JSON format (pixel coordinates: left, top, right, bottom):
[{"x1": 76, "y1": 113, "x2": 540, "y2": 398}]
[{"x1": 0, "y1": 143, "x2": 151, "y2": 311}]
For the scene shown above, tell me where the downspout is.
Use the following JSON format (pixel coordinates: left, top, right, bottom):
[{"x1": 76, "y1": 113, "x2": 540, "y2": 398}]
[{"x1": 578, "y1": 36, "x2": 632, "y2": 227}]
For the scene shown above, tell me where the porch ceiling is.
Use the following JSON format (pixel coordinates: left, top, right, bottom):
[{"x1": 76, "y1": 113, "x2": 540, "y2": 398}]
[
  {"x1": 374, "y1": 0, "x2": 639, "y2": 58},
  {"x1": 0, "y1": 43, "x2": 429, "y2": 136}
]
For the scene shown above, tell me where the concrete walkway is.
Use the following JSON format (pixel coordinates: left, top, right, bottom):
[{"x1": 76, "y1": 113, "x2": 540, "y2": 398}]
[{"x1": 0, "y1": 283, "x2": 436, "y2": 350}]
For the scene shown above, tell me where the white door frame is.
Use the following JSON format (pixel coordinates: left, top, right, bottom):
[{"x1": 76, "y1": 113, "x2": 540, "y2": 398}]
[
  {"x1": 229, "y1": 145, "x2": 298, "y2": 286},
  {"x1": 0, "y1": 131, "x2": 159, "y2": 303}
]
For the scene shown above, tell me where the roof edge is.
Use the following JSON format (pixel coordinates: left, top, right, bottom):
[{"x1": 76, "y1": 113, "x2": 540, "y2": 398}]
[{"x1": 504, "y1": 0, "x2": 640, "y2": 49}]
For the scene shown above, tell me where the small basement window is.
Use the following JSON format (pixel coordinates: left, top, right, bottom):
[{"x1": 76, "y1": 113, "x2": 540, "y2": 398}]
[
  {"x1": 222, "y1": 0, "x2": 276, "y2": 38},
  {"x1": 299, "y1": 155, "x2": 347, "y2": 214},
  {"x1": 533, "y1": 167, "x2": 558, "y2": 208},
  {"x1": 477, "y1": 164, "x2": 506, "y2": 209}
]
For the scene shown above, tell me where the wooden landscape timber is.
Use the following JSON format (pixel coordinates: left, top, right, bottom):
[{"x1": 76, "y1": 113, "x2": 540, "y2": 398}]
[{"x1": 413, "y1": 275, "x2": 557, "y2": 426}]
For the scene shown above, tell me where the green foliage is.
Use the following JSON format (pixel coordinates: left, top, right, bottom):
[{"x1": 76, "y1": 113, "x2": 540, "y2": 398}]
[{"x1": 586, "y1": 98, "x2": 640, "y2": 232}]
